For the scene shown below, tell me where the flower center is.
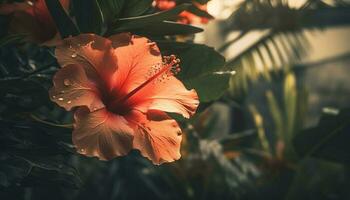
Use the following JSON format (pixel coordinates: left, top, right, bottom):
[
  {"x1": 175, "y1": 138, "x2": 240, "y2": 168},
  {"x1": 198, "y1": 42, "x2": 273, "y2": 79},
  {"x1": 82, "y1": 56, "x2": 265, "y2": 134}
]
[{"x1": 107, "y1": 55, "x2": 181, "y2": 115}]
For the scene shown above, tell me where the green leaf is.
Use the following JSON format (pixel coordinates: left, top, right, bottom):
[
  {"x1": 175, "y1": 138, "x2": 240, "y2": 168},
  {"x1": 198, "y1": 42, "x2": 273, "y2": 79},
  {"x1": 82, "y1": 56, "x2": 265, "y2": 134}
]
[
  {"x1": 120, "y1": 0, "x2": 153, "y2": 17},
  {"x1": 20, "y1": 155, "x2": 81, "y2": 188},
  {"x1": 187, "y1": 4, "x2": 213, "y2": 19},
  {"x1": 0, "y1": 34, "x2": 26, "y2": 47},
  {"x1": 97, "y1": 0, "x2": 125, "y2": 24},
  {"x1": 158, "y1": 42, "x2": 228, "y2": 102},
  {"x1": 129, "y1": 21, "x2": 202, "y2": 36},
  {"x1": 72, "y1": 0, "x2": 105, "y2": 34},
  {"x1": 98, "y1": 0, "x2": 152, "y2": 22},
  {"x1": 293, "y1": 108, "x2": 350, "y2": 165},
  {"x1": 0, "y1": 119, "x2": 78, "y2": 188},
  {"x1": 159, "y1": 42, "x2": 225, "y2": 80},
  {"x1": 0, "y1": 79, "x2": 50, "y2": 112},
  {"x1": 45, "y1": 0, "x2": 79, "y2": 38},
  {"x1": 0, "y1": 155, "x2": 31, "y2": 187},
  {"x1": 0, "y1": 154, "x2": 81, "y2": 188},
  {"x1": 185, "y1": 72, "x2": 230, "y2": 102},
  {"x1": 109, "y1": 4, "x2": 191, "y2": 34}
]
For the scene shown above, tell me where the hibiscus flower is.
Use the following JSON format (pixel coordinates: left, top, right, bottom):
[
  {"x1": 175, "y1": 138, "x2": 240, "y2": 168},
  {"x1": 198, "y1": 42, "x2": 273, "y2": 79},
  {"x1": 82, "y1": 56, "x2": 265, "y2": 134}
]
[
  {"x1": 49, "y1": 33, "x2": 199, "y2": 164},
  {"x1": 154, "y1": 0, "x2": 210, "y2": 24},
  {"x1": 0, "y1": 0, "x2": 69, "y2": 45}
]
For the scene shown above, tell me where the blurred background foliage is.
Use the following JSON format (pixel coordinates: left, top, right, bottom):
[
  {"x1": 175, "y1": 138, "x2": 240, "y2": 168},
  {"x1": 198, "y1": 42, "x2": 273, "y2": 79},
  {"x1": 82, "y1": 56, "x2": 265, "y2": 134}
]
[{"x1": 0, "y1": 0, "x2": 350, "y2": 199}]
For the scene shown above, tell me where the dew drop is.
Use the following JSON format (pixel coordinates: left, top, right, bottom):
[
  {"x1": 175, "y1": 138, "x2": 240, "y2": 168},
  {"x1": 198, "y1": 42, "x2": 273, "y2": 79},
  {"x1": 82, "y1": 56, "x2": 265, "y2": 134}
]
[
  {"x1": 78, "y1": 149, "x2": 85, "y2": 153},
  {"x1": 52, "y1": 95, "x2": 56, "y2": 99},
  {"x1": 67, "y1": 100, "x2": 72, "y2": 104},
  {"x1": 58, "y1": 97, "x2": 64, "y2": 101},
  {"x1": 27, "y1": 1, "x2": 33, "y2": 6},
  {"x1": 63, "y1": 79, "x2": 71, "y2": 86},
  {"x1": 71, "y1": 53, "x2": 77, "y2": 58}
]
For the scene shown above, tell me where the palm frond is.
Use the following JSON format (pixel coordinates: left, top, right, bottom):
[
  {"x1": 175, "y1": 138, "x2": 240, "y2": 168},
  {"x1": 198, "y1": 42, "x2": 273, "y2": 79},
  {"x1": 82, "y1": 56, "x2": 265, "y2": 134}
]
[{"x1": 225, "y1": 30, "x2": 308, "y2": 97}]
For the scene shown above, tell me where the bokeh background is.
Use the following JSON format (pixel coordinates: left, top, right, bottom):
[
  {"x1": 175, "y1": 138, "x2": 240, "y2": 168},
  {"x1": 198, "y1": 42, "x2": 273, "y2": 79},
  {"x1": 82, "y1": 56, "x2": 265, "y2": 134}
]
[{"x1": 1, "y1": 0, "x2": 350, "y2": 199}]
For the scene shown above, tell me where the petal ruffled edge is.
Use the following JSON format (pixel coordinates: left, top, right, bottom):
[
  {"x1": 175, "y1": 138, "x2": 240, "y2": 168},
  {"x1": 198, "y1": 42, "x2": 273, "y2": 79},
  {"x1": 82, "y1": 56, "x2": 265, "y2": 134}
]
[
  {"x1": 131, "y1": 76, "x2": 199, "y2": 119},
  {"x1": 55, "y1": 34, "x2": 118, "y2": 88},
  {"x1": 73, "y1": 108, "x2": 134, "y2": 160},
  {"x1": 49, "y1": 64, "x2": 105, "y2": 112},
  {"x1": 126, "y1": 110, "x2": 182, "y2": 165}
]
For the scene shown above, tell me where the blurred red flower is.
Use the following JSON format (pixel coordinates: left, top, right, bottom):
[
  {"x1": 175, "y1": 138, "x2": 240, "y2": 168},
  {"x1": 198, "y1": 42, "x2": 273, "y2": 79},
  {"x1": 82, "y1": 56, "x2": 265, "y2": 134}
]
[
  {"x1": 0, "y1": 0, "x2": 69, "y2": 45},
  {"x1": 154, "y1": 0, "x2": 211, "y2": 24},
  {"x1": 49, "y1": 33, "x2": 199, "y2": 164}
]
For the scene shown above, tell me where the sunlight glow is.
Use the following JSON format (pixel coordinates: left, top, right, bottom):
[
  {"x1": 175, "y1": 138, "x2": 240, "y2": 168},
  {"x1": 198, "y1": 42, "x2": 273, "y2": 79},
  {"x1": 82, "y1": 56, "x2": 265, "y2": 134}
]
[{"x1": 207, "y1": 0, "x2": 244, "y2": 20}]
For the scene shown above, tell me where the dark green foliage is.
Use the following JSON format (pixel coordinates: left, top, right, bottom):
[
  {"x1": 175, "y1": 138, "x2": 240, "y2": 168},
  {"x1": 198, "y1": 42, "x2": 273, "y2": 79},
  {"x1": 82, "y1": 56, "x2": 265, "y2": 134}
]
[
  {"x1": 108, "y1": 4, "x2": 200, "y2": 35},
  {"x1": 0, "y1": 34, "x2": 26, "y2": 48},
  {"x1": 72, "y1": 0, "x2": 105, "y2": 34},
  {"x1": 0, "y1": 119, "x2": 79, "y2": 188},
  {"x1": 185, "y1": 73, "x2": 230, "y2": 102},
  {"x1": 128, "y1": 21, "x2": 203, "y2": 36},
  {"x1": 0, "y1": 79, "x2": 49, "y2": 112},
  {"x1": 45, "y1": 0, "x2": 80, "y2": 38},
  {"x1": 294, "y1": 108, "x2": 350, "y2": 165},
  {"x1": 97, "y1": 0, "x2": 124, "y2": 23},
  {"x1": 0, "y1": 42, "x2": 79, "y2": 190},
  {"x1": 119, "y1": 0, "x2": 154, "y2": 18}
]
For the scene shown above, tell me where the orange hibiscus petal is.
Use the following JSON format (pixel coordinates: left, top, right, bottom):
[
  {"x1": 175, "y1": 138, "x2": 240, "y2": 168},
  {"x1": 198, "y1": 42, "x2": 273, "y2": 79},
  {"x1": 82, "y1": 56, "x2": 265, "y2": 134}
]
[
  {"x1": 49, "y1": 64, "x2": 104, "y2": 111},
  {"x1": 0, "y1": 0, "x2": 69, "y2": 43},
  {"x1": 109, "y1": 33, "x2": 162, "y2": 96},
  {"x1": 131, "y1": 76, "x2": 199, "y2": 119},
  {"x1": 55, "y1": 34, "x2": 118, "y2": 88},
  {"x1": 154, "y1": 0, "x2": 176, "y2": 10},
  {"x1": 73, "y1": 108, "x2": 134, "y2": 160},
  {"x1": 127, "y1": 110, "x2": 182, "y2": 165},
  {"x1": 0, "y1": 2, "x2": 45, "y2": 42}
]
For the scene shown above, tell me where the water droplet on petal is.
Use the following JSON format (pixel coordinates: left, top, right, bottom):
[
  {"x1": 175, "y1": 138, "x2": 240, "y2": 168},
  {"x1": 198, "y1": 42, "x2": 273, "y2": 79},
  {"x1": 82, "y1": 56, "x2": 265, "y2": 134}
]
[
  {"x1": 58, "y1": 98, "x2": 64, "y2": 101},
  {"x1": 71, "y1": 53, "x2": 77, "y2": 58},
  {"x1": 52, "y1": 95, "x2": 56, "y2": 99},
  {"x1": 63, "y1": 79, "x2": 71, "y2": 86},
  {"x1": 27, "y1": 1, "x2": 33, "y2": 6},
  {"x1": 78, "y1": 149, "x2": 85, "y2": 153},
  {"x1": 67, "y1": 100, "x2": 72, "y2": 104},
  {"x1": 172, "y1": 122, "x2": 177, "y2": 128}
]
